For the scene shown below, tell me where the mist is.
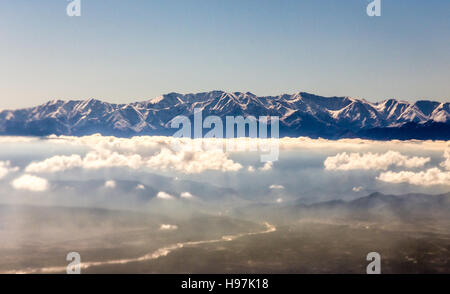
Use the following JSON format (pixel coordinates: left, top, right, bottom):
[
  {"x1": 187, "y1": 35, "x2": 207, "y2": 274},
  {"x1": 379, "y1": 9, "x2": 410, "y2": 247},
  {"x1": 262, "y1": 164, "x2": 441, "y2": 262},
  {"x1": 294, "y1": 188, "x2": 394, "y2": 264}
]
[{"x1": 0, "y1": 135, "x2": 448, "y2": 273}]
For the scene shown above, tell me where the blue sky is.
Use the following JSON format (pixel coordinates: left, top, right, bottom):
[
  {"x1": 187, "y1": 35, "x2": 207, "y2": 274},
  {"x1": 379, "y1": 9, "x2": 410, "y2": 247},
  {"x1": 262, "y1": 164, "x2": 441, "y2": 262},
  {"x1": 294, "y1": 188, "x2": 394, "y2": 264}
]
[{"x1": 0, "y1": 0, "x2": 449, "y2": 108}]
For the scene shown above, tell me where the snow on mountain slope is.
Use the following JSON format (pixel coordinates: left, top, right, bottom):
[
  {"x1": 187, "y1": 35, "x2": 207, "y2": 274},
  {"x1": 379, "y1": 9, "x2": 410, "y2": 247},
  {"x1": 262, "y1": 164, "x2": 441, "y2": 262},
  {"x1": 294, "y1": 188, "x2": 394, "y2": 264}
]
[{"x1": 0, "y1": 91, "x2": 448, "y2": 139}]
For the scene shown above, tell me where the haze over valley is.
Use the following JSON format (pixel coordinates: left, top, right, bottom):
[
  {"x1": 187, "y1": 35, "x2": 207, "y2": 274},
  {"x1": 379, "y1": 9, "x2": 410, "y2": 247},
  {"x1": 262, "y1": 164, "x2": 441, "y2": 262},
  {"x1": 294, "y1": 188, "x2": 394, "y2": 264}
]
[{"x1": 0, "y1": 135, "x2": 448, "y2": 273}]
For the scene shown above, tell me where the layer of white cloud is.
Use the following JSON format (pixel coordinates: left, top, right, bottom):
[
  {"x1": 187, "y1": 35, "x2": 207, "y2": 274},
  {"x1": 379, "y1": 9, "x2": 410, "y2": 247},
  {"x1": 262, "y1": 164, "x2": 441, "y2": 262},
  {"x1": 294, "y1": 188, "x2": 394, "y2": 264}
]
[
  {"x1": 377, "y1": 168, "x2": 450, "y2": 186},
  {"x1": 324, "y1": 151, "x2": 430, "y2": 171},
  {"x1": 11, "y1": 174, "x2": 49, "y2": 192},
  {"x1": 275, "y1": 137, "x2": 447, "y2": 152},
  {"x1": 0, "y1": 161, "x2": 19, "y2": 179},
  {"x1": 269, "y1": 184, "x2": 284, "y2": 189},
  {"x1": 0, "y1": 137, "x2": 39, "y2": 143},
  {"x1": 136, "y1": 184, "x2": 145, "y2": 190},
  {"x1": 17, "y1": 135, "x2": 449, "y2": 177},
  {"x1": 21, "y1": 134, "x2": 450, "y2": 154},
  {"x1": 159, "y1": 224, "x2": 178, "y2": 231},
  {"x1": 104, "y1": 180, "x2": 116, "y2": 189},
  {"x1": 156, "y1": 191, "x2": 174, "y2": 200},
  {"x1": 180, "y1": 192, "x2": 193, "y2": 199}
]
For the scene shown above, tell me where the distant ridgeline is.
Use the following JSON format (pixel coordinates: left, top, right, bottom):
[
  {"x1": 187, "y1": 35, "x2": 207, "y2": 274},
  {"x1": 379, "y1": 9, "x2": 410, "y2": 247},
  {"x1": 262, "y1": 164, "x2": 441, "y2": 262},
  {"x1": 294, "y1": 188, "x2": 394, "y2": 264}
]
[{"x1": 0, "y1": 91, "x2": 449, "y2": 140}]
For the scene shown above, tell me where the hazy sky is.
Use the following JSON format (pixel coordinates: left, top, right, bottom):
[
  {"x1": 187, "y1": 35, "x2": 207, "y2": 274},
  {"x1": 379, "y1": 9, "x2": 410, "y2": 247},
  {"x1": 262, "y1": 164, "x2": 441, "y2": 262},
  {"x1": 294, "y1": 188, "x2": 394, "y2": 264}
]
[{"x1": 0, "y1": 0, "x2": 449, "y2": 109}]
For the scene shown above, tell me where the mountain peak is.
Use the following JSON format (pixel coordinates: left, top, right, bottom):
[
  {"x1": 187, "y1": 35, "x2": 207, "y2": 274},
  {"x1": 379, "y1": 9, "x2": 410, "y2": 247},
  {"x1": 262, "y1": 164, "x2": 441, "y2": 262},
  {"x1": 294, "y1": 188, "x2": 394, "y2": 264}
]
[{"x1": 0, "y1": 91, "x2": 448, "y2": 139}]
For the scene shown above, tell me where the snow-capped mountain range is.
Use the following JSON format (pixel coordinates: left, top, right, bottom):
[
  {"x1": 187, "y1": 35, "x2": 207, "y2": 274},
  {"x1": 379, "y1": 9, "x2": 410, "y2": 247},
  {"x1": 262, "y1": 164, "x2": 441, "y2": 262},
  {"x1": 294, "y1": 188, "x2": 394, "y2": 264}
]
[{"x1": 0, "y1": 91, "x2": 449, "y2": 140}]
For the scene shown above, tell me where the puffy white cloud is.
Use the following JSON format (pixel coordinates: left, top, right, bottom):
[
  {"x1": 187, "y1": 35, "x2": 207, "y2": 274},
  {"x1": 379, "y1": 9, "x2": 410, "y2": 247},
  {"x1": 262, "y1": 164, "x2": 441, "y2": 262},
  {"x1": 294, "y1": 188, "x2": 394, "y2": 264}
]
[
  {"x1": 269, "y1": 184, "x2": 284, "y2": 189},
  {"x1": 0, "y1": 161, "x2": 19, "y2": 179},
  {"x1": 136, "y1": 184, "x2": 145, "y2": 190},
  {"x1": 374, "y1": 148, "x2": 450, "y2": 186},
  {"x1": 159, "y1": 224, "x2": 178, "y2": 231},
  {"x1": 324, "y1": 151, "x2": 430, "y2": 171},
  {"x1": 352, "y1": 186, "x2": 364, "y2": 192},
  {"x1": 25, "y1": 155, "x2": 83, "y2": 173},
  {"x1": 20, "y1": 135, "x2": 449, "y2": 175},
  {"x1": 11, "y1": 174, "x2": 49, "y2": 192},
  {"x1": 377, "y1": 168, "x2": 450, "y2": 186},
  {"x1": 260, "y1": 161, "x2": 273, "y2": 171},
  {"x1": 145, "y1": 148, "x2": 242, "y2": 174},
  {"x1": 276, "y1": 198, "x2": 283, "y2": 203},
  {"x1": 440, "y1": 147, "x2": 450, "y2": 171},
  {"x1": 82, "y1": 150, "x2": 143, "y2": 170},
  {"x1": 156, "y1": 191, "x2": 174, "y2": 200},
  {"x1": 25, "y1": 136, "x2": 242, "y2": 174},
  {"x1": 180, "y1": 192, "x2": 193, "y2": 199},
  {"x1": 104, "y1": 180, "x2": 116, "y2": 188}
]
